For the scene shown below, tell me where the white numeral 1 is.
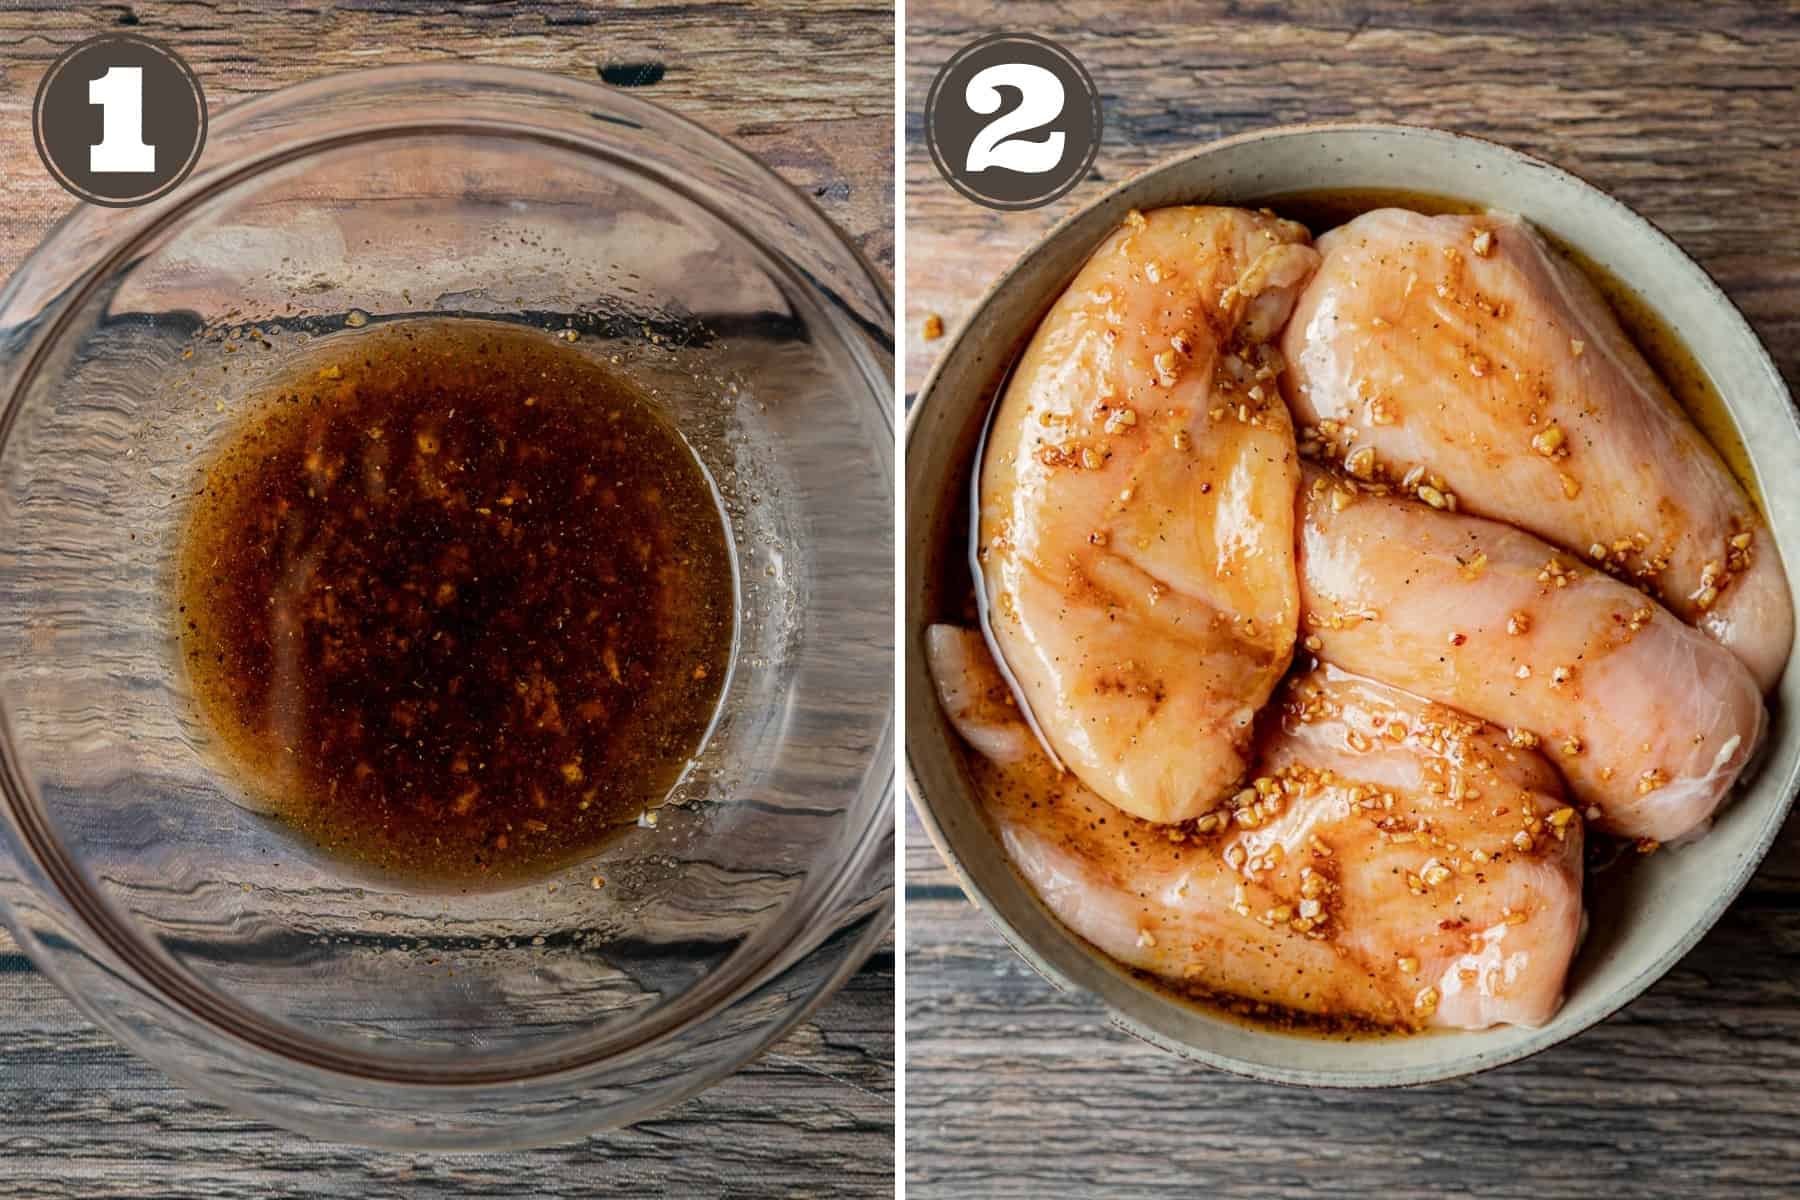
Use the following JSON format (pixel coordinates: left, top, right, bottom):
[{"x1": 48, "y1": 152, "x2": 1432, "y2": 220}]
[{"x1": 89, "y1": 66, "x2": 155, "y2": 174}]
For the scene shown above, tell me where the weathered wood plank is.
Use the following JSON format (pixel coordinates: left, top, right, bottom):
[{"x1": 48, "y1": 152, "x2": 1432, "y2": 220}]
[
  {"x1": 0, "y1": 946, "x2": 893, "y2": 1198},
  {"x1": 905, "y1": 882, "x2": 1800, "y2": 1198},
  {"x1": 903, "y1": 2, "x2": 1800, "y2": 396},
  {"x1": 0, "y1": 0, "x2": 895, "y2": 289},
  {"x1": 906, "y1": 3, "x2": 1800, "y2": 1194}
]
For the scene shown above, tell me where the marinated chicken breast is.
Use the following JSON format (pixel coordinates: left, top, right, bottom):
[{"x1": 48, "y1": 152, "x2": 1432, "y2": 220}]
[
  {"x1": 1281, "y1": 209, "x2": 1792, "y2": 691},
  {"x1": 926, "y1": 625, "x2": 1584, "y2": 1031},
  {"x1": 979, "y1": 206, "x2": 1320, "y2": 824},
  {"x1": 1297, "y1": 467, "x2": 1764, "y2": 842}
]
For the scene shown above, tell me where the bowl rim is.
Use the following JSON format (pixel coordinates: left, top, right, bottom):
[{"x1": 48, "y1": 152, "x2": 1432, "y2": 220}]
[
  {"x1": 903, "y1": 119, "x2": 1800, "y2": 1087},
  {"x1": 0, "y1": 61, "x2": 895, "y2": 1139}
]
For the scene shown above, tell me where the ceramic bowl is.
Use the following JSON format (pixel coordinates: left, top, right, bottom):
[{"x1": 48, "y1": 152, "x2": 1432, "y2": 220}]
[{"x1": 904, "y1": 122, "x2": 1800, "y2": 1086}]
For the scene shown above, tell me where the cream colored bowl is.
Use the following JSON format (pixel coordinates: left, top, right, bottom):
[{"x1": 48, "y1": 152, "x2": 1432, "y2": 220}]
[{"x1": 905, "y1": 123, "x2": 1800, "y2": 1086}]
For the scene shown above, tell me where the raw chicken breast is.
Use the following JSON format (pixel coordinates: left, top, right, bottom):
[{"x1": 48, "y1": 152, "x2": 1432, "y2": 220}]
[
  {"x1": 925, "y1": 624, "x2": 1584, "y2": 1032},
  {"x1": 978, "y1": 206, "x2": 1319, "y2": 824},
  {"x1": 1281, "y1": 209, "x2": 1792, "y2": 691},
  {"x1": 1297, "y1": 467, "x2": 1765, "y2": 842}
]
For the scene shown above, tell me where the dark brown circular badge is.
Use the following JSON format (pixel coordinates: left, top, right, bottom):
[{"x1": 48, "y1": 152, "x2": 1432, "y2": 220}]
[
  {"x1": 924, "y1": 33, "x2": 1102, "y2": 211},
  {"x1": 33, "y1": 34, "x2": 207, "y2": 208}
]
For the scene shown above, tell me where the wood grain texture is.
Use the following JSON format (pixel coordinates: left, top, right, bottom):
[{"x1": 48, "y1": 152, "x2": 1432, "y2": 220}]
[
  {"x1": 0, "y1": 0, "x2": 893, "y2": 1189},
  {"x1": 903, "y1": 1, "x2": 1798, "y2": 398},
  {"x1": 906, "y1": 3, "x2": 1800, "y2": 1195},
  {"x1": 0, "y1": 0, "x2": 894, "y2": 283},
  {"x1": 0, "y1": 942, "x2": 893, "y2": 1198}
]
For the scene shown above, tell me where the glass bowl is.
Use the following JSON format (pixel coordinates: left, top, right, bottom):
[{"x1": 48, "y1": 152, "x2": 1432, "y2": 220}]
[{"x1": 0, "y1": 65, "x2": 893, "y2": 1147}]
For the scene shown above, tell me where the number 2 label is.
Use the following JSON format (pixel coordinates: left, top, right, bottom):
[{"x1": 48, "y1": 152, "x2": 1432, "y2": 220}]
[
  {"x1": 963, "y1": 62, "x2": 1066, "y2": 175},
  {"x1": 89, "y1": 65, "x2": 155, "y2": 174}
]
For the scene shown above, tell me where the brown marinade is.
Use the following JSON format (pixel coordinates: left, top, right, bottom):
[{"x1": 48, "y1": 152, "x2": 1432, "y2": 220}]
[{"x1": 177, "y1": 320, "x2": 734, "y2": 885}]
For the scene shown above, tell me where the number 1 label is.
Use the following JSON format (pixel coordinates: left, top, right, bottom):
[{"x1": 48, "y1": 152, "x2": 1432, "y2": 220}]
[{"x1": 89, "y1": 65, "x2": 155, "y2": 174}]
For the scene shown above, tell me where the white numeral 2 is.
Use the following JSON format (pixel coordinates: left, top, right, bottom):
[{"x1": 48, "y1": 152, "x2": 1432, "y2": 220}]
[
  {"x1": 963, "y1": 63, "x2": 1066, "y2": 175},
  {"x1": 89, "y1": 66, "x2": 155, "y2": 174}
]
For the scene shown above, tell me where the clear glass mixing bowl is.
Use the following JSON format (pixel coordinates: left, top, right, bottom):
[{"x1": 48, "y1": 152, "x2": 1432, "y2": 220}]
[{"x1": 0, "y1": 65, "x2": 893, "y2": 1148}]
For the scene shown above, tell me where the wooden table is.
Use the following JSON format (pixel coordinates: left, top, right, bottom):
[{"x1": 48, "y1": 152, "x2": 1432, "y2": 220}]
[
  {"x1": 0, "y1": 3, "x2": 893, "y2": 1194},
  {"x1": 905, "y1": 4, "x2": 1800, "y2": 1195}
]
